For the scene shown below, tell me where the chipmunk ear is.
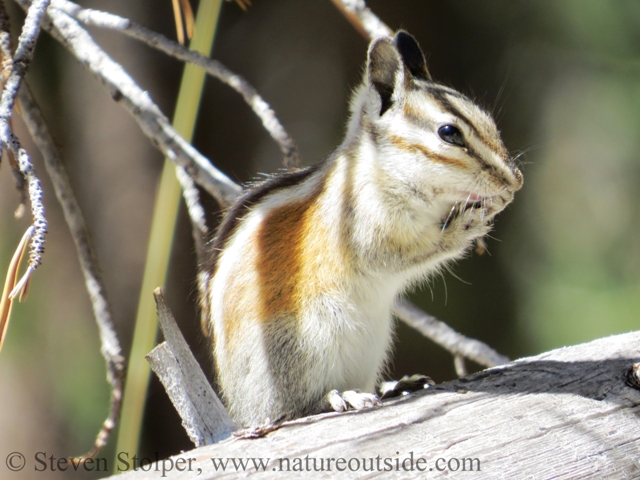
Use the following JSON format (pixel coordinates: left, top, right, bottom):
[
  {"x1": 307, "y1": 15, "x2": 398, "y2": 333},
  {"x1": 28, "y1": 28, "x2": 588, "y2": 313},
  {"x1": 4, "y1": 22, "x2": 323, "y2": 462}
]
[
  {"x1": 394, "y1": 31, "x2": 431, "y2": 81},
  {"x1": 367, "y1": 36, "x2": 404, "y2": 116}
]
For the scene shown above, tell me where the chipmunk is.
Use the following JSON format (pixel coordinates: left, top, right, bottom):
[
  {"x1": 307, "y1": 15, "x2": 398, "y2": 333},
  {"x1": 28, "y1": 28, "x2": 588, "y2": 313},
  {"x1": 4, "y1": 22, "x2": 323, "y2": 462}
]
[{"x1": 201, "y1": 31, "x2": 523, "y2": 426}]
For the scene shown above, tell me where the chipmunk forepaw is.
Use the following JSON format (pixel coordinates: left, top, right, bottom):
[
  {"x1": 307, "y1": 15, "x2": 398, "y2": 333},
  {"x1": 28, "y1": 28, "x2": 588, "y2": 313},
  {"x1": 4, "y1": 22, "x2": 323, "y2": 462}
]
[
  {"x1": 342, "y1": 390, "x2": 381, "y2": 410},
  {"x1": 325, "y1": 389, "x2": 381, "y2": 413}
]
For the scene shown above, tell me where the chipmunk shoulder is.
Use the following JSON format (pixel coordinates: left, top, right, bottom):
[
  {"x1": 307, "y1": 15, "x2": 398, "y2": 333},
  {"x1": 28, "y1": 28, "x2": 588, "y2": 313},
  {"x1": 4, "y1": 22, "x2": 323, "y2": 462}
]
[{"x1": 201, "y1": 31, "x2": 523, "y2": 426}]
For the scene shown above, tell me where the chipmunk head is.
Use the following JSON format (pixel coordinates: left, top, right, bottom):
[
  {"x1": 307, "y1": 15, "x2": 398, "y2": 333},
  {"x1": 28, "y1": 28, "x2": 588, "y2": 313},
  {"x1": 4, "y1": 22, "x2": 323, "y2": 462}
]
[{"x1": 348, "y1": 31, "x2": 522, "y2": 208}]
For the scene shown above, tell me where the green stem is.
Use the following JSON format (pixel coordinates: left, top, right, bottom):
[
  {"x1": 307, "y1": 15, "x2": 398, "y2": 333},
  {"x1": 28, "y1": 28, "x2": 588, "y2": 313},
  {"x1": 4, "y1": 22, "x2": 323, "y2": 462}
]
[{"x1": 115, "y1": 0, "x2": 223, "y2": 465}]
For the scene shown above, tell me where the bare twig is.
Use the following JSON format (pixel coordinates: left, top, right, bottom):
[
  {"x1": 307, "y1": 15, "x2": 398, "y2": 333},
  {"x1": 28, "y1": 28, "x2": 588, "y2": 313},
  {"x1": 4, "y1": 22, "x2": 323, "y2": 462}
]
[
  {"x1": 50, "y1": 0, "x2": 301, "y2": 271},
  {"x1": 176, "y1": 166, "x2": 208, "y2": 238},
  {"x1": 17, "y1": 84, "x2": 124, "y2": 460},
  {"x1": 230, "y1": 0, "x2": 252, "y2": 12},
  {"x1": 454, "y1": 355, "x2": 468, "y2": 377},
  {"x1": 14, "y1": 0, "x2": 242, "y2": 207},
  {"x1": 175, "y1": 165, "x2": 209, "y2": 264},
  {"x1": 50, "y1": 0, "x2": 300, "y2": 167},
  {"x1": 147, "y1": 288, "x2": 235, "y2": 446},
  {"x1": 0, "y1": 0, "x2": 50, "y2": 300},
  {"x1": 171, "y1": 158, "x2": 208, "y2": 300},
  {"x1": 393, "y1": 298, "x2": 510, "y2": 368},
  {"x1": 329, "y1": 0, "x2": 392, "y2": 41}
]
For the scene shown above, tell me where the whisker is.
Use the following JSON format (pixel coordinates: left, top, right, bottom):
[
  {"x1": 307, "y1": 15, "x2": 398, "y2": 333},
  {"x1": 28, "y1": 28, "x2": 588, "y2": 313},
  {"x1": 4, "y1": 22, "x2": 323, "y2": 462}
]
[
  {"x1": 510, "y1": 144, "x2": 541, "y2": 168},
  {"x1": 444, "y1": 264, "x2": 472, "y2": 286},
  {"x1": 441, "y1": 201, "x2": 459, "y2": 232},
  {"x1": 442, "y1": 272, "x2": 448, "y2": 306},
  {"x1": 462, "y1": 192, "x2": 474, "y2": 222}
]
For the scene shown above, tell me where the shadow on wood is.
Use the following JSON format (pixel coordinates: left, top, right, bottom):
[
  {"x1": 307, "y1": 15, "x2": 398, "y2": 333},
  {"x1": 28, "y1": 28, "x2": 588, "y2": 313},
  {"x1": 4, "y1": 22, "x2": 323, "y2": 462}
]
[{"x1": 112, "y1": 329, "x2": 640, "y2": 478}]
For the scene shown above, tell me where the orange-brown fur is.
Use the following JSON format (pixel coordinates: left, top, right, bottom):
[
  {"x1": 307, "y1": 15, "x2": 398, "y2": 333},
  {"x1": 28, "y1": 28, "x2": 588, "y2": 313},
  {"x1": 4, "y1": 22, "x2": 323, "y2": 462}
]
[
  {"x1": 256, "y1": 186, "x2": 325, "y2": 320},
  {"x1": 223, "y1": 165, "x2": 354, "y2": 344}
]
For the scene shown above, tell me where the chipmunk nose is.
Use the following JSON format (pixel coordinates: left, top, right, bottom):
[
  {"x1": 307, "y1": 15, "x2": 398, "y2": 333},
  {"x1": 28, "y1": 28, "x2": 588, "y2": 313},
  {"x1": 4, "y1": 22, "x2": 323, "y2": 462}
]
[
  {"x1": 499, "y1": 155, "x2": 523, "y2": 191},
  {"x1": 510, "y1": 166, "x2": 524, "y2": 191}
]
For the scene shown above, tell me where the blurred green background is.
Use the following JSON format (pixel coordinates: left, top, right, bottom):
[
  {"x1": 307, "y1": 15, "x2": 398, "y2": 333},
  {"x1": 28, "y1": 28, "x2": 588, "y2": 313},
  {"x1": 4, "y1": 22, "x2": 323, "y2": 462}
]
[{"x1": 1, "y1": 0, "x2": 639, "y2": 477}]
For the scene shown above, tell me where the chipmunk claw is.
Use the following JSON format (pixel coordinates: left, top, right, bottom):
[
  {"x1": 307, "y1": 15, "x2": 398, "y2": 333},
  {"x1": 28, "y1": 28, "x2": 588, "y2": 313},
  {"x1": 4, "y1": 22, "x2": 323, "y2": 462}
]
[
  {"x1": 342, "y1": 390, "x2": 381, "y2": 410},
  {"x1": 326, "y1": 389, "x2": 381, "y2": 413},
  {"x1": 327, "y1": 389, "x2": 349, "y2": 412}
]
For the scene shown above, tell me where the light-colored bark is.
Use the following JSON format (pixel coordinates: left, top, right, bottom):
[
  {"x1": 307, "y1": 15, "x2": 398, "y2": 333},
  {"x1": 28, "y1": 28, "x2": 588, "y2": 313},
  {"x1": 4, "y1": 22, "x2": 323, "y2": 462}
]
[
  {"x1": 114, "y1": 330, "x2": 640, "y2": 479},
  {"x1": 147, "y1": 289, "x2": 235, "y2": 447}
]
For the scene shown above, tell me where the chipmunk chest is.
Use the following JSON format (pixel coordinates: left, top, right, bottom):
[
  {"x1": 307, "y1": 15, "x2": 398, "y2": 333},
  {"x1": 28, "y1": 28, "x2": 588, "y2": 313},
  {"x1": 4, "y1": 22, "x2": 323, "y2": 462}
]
[
  {"x1": 298, "y1": 278, "x2": 398, "y2": 387},
  {"x1": 355, "y1": 195, "x2": 453, "y2": 267}
]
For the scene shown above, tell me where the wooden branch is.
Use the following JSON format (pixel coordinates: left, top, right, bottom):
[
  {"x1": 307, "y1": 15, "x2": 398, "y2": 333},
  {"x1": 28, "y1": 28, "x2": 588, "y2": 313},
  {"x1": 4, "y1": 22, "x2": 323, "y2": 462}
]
[
  {"x1": 147, "y1": 289, "x2": 235, "y2": 446},
  {"x1": 0, "y1": 0, "x2": 26, "y2": 209},
  {"x1": 393, "y1": 298, "x2": 510, "y2": 368},
  {"x1": 0, "y1": 0, "x2": 50, "y2": 299},
  {"x1": 50, "y1": 0, "x2": 300, "y2": 168},
  {"x1": 17, "y1": 84, "x2": 125, "y2": 460},
  {"x1": 109, "y1": 330, "x2": 640, "y2": 478},
  {"x1": 330, "y1": 0, "x2": 392, "y2": 41},
  {"x1": 14, "y1": 0, "x2": 242, "y2": 207}
]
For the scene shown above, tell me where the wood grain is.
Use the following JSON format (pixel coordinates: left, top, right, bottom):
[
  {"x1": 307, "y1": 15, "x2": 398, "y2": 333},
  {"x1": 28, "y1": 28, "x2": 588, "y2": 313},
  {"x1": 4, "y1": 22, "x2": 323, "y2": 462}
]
[{"x1": 119, "y1": 330, "x2": 640, "y2": 479}]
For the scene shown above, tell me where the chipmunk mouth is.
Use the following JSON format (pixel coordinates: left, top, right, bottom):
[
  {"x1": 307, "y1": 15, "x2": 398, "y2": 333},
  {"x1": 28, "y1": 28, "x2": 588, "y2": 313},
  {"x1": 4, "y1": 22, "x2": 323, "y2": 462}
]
[
  {"x1": 463, "y1": 201, "x2": 484, "y2": 211},
  {"x1": 462, "y1": 192, "x2": 485, "y2": 202},
  {"x1": 453, "y1": 191, "x2": 489, "y2": 207}
]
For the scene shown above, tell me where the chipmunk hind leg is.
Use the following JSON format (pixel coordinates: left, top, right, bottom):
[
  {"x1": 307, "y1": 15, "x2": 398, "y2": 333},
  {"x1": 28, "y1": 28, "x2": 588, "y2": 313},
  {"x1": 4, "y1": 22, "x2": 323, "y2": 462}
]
[
  {"x1": 255, "y1": 317, "x2": 383, "y2": 421},
  {"x1": 237, "y1": 317, "x2": 328, "y2": 424}
]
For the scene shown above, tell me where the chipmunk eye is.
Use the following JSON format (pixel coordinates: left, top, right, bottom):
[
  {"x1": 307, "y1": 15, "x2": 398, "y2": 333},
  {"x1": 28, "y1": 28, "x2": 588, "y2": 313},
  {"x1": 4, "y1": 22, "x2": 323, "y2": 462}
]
[{"x1": 438, "y1": 124, "x2": 465, "y2": 147}]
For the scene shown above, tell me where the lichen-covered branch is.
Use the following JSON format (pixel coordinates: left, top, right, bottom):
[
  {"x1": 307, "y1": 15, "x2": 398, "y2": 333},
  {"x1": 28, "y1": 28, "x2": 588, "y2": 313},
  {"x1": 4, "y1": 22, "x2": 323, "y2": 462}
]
[
  {"x1": 0, "y1": 1, "x2": 27, "y2": 209},
  {"x1": 0, "y1": 0, "x2": 50, "y2": 122},
  {"x1": 0, "y1": 0, "x2": 50, "y2": 299}
]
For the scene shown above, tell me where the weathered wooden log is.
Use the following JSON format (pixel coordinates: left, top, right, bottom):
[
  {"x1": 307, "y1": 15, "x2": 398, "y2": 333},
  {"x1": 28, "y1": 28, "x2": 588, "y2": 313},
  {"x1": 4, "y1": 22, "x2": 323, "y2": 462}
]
[{"x1": 112, "y1": 330, "x2": 640, "y2": 479}]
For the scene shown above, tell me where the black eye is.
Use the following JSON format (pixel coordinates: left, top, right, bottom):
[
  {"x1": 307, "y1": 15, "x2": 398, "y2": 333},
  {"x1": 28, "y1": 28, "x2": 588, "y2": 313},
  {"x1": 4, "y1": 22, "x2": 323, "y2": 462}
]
[{"x1": 438, "y1": 124, "x2": 465, "y2": 147}]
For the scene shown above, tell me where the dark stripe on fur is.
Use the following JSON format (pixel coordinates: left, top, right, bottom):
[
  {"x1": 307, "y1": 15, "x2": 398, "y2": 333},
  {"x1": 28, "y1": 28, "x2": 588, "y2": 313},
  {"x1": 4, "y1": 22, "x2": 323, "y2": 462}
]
[
  {"x1": 425, "y1": 87, "x2": 503, "y2": 157},
  {"x1": 417, "y1": 81, "x2": 468, "y2": 101},
  {"x1": 205, "y1": 163, "x2": 322, "y2": 278},
  {"x1": 428, "y1": 88, "x2": 478, "y2": 134}
]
